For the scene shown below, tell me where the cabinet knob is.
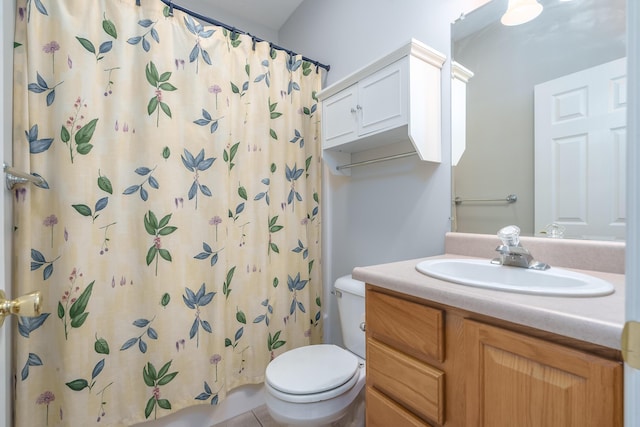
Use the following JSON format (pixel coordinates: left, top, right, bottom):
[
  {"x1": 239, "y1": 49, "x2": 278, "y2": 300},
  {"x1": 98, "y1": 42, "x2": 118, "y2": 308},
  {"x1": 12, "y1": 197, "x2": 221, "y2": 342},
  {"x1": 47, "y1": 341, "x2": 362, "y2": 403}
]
[{"x1": 350, "y1": 107, "x2": 357, "y2": 114}]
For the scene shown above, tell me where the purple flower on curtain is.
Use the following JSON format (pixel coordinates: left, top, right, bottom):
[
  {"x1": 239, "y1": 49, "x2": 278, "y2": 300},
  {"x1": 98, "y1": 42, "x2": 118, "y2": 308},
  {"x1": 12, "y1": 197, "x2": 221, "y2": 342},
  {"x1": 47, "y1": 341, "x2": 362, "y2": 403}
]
[
  {"x1": 35, "y1": 391, "x2": 54, "y2": 405},
  {"x1": 43, "y1": 214, "x2": 57, "y2": 247},
  {"x1": 36, "y1": 391, "x2": 55, "y2": 426},
  {"x1": 209, "y1": 215, "x2": 222, "y2": 241},
  {"x1": 42, "y1": 41, "x2": 59, "y2": 53},
  {"x1": 42, "y1": 41, "x2": 59, "y2": 74},
  {"x1": 208, "y1": 84, "x2": 221, "y2": 109},
  {"x1": 210, "y1": 354, "x2": 222, "y2": 382}
]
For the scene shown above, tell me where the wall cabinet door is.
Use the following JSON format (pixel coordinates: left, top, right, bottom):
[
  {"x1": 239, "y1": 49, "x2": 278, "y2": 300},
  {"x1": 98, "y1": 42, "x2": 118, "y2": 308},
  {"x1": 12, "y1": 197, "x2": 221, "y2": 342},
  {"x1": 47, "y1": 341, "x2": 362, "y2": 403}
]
[
  {"x1": 464, "y1": 319, "x2": 623, "y2": 427},
  {"x1": 322, "y1": 60, "x2": 407, "y2": 150},
  {"x1": 357, "y1": 60, "x2": 407, "y2": 137},
  {"x1": 322, "y1": 84, "x2": 358, "y2": 149}
]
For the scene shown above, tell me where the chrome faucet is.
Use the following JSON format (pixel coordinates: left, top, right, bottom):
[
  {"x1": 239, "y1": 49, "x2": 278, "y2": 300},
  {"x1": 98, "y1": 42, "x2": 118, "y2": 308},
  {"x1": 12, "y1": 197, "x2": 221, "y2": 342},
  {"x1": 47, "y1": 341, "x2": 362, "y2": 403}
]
[{"x1": 491, "y1": 225, "x2": 550, "y2": 270}]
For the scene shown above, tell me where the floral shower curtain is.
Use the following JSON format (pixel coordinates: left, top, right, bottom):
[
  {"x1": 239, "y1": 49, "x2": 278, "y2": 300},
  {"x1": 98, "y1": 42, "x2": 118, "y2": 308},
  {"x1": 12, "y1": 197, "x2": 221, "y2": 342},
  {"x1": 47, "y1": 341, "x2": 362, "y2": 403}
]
[{"x1": 11, "y1": 0, "x2": 323, "y2": 425}]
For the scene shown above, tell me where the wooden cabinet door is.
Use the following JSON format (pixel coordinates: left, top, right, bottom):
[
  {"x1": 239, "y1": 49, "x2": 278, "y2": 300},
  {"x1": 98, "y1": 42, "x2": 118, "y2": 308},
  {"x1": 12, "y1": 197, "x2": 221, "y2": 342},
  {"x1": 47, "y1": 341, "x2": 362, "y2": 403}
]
[
  {"x1": 322, "y1": 84, "x2": 358, "y2": 149},
  {"x1": 464, "y1": 320, "x2": 622, "y2": 427}
]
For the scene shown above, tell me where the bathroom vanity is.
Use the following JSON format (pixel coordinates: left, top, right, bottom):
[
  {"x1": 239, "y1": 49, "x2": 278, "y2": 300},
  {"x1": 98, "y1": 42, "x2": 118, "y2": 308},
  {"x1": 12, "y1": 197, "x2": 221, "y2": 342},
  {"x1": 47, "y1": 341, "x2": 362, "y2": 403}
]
[{"x1": 355, "y1": 233, "x2": 625, "y2": 427}]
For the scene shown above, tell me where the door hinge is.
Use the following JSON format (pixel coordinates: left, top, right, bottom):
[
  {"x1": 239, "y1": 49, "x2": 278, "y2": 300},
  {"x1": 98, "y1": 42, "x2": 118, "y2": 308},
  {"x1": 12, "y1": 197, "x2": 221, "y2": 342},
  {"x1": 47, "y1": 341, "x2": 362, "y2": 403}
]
[{"x1": 622, "y1": 321, "x2": 640, "y2": 369}]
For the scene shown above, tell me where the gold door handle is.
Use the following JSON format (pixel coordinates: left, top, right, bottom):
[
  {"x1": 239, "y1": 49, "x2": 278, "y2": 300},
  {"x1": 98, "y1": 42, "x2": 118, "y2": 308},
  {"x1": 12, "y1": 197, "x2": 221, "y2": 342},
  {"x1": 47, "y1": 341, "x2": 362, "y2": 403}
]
[{"x1": 0, "y1": 290, "x2": 42, "y2": 327}]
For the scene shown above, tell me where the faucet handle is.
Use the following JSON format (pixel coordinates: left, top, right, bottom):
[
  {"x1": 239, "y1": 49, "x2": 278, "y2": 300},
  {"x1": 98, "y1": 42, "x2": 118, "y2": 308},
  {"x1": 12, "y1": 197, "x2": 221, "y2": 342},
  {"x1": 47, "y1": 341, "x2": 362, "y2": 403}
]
[{"x1": 497, "y1": 225, "x2": 521, "y2": 247}]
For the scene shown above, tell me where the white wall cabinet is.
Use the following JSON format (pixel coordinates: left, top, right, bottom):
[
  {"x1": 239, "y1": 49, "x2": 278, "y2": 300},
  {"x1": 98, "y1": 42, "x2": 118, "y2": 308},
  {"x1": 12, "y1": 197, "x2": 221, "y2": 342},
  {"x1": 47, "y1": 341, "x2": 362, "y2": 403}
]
[
  {"x1": 323, "y1": 60, "x2": 407, "y2": 149},
  {"x1": 318, "y1": 39, "x2": 446, "y2": 175}
]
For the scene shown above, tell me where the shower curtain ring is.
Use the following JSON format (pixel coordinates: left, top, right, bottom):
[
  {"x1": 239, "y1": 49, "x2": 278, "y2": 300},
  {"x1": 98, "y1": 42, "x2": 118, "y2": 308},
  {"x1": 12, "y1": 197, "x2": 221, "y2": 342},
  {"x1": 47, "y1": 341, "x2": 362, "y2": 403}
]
[{"x1": 169, "y1": 1, "x2": 174, "y2": 16}]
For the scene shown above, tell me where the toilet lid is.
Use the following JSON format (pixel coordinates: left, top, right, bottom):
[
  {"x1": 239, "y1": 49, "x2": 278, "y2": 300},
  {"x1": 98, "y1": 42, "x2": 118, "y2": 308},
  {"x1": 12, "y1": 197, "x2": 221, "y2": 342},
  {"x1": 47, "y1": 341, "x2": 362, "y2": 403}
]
[{"x1": 265, "y1": 344, "x2": 359, "y2": 395}]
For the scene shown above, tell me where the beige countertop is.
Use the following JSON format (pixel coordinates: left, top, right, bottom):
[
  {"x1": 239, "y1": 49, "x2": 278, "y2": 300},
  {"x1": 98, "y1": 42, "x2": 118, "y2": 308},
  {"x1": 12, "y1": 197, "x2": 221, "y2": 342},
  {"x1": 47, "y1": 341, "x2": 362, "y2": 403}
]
[{"x1": 352, "y1": 253, "x2": 625, "y2": 350}]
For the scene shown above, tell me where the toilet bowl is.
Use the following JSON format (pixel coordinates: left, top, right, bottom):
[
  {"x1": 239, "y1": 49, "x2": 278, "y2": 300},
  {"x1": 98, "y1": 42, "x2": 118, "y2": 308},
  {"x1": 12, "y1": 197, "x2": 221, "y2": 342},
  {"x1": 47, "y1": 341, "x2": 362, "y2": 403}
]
[{"x1": 264, "y1": 275, "x2": 366, "y2": 426}]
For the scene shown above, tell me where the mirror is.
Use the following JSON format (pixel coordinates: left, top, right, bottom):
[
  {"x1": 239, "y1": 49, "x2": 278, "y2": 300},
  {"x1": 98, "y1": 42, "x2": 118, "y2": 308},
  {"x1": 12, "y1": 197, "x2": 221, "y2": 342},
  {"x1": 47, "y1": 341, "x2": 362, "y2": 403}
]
[{"x1": 451, "y1": 0, "x2": 626, "y2": 240}]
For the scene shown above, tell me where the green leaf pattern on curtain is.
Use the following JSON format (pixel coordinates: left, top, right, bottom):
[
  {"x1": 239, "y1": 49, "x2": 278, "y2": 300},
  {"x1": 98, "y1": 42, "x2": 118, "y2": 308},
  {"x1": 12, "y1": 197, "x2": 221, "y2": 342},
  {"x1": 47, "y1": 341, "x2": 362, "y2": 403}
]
[{"x1": 12, "y1": 0, "x2": 323, "y2": 425}]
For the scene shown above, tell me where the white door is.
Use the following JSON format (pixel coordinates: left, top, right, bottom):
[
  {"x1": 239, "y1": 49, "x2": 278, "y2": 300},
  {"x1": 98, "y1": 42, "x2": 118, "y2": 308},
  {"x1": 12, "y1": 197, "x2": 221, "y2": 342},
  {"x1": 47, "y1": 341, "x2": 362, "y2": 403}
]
[
  {"x1": 625, "y1": 1, "x2": 640, "y2": 425},
  {"x1": 534, "y1": 58, "x2": 627, "y2": 240},
  {"x1": 1, "y1": 1, "x2": 14, "y2": 427}
]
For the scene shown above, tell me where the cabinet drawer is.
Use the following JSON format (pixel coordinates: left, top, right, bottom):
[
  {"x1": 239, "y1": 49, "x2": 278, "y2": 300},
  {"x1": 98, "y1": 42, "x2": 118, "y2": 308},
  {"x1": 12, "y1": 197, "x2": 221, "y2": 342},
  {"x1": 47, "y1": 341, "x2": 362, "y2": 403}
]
[
  {"x1": 366, "y1": 289, "x2": 444, "y2": 362},
  {"x1": 366, "y1": 386, "x2": 433, "y2": 427},
  {"x1": 367, "y1": 338, "x2": 444, "y2": 425}
]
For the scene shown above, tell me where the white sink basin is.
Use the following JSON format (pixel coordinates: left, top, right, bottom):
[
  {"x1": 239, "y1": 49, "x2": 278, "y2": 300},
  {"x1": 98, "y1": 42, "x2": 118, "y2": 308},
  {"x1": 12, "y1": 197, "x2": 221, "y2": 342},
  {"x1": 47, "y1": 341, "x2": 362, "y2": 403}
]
[{"x1": 415, "y1": 258, "x2": 615, "y2": 297}]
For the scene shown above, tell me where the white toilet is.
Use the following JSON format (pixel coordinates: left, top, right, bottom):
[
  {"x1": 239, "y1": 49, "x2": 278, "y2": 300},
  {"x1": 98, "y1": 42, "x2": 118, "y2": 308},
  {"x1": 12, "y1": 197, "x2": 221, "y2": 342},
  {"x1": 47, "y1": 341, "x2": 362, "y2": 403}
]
[{"x1": 264, "y1": 275, "x2": 366, "y2": 426}]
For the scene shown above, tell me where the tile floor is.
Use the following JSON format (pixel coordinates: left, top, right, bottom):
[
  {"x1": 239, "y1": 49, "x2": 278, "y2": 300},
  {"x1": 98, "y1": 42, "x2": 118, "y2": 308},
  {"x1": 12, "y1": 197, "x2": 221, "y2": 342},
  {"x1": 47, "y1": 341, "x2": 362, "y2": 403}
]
[{"x1": 211, "y1": 405, "x2": 281, "y2": 427}]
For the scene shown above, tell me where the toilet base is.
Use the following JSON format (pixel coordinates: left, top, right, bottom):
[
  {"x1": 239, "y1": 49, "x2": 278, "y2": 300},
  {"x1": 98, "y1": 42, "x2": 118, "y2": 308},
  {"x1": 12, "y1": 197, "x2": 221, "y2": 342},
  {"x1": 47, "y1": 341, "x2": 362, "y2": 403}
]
[
  {"x1": 266, "y1": 386, "x2": 364, "y2": 427},
  {"x1": 265, "y1": 361, "x2": 365, "y2": 427}
]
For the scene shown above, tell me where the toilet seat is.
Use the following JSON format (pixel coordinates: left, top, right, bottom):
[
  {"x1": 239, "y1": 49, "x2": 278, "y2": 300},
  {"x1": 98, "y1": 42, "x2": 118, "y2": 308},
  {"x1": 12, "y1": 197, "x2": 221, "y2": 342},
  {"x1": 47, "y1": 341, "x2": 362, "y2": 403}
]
[{"x1": 265, "y1": 344, "x2": 361, "y2": 403}]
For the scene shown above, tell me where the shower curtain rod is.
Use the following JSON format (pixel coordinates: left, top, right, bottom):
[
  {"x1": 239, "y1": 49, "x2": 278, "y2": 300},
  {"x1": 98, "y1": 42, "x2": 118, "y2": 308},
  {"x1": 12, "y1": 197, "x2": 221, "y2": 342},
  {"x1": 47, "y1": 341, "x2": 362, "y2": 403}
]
[{"x1": 153, "y1": 0, "x2": 330, "y2": 72}]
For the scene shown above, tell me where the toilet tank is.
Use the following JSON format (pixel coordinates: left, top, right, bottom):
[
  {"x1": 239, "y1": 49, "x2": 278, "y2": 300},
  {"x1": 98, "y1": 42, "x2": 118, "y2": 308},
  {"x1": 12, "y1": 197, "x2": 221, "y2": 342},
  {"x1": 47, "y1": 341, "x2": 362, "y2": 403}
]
[{"x1": 334, "y1": 275, "x2": 366, "y2": 359}]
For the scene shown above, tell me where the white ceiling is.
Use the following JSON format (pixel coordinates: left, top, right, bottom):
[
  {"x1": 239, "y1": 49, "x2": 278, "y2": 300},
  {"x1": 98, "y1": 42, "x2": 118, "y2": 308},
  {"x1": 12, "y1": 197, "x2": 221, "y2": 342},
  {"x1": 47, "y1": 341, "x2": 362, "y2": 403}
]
[{"x1": 208, "y1": 0, "x2": 305, "y2": 32}]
